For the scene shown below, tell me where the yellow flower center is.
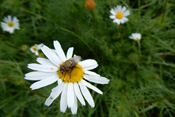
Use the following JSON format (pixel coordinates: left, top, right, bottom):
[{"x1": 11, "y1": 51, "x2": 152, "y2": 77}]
[
  {"x1": 136, "y1": 38, "x2": 140, "y2": 40},
  {"x1": 8, "y1": 22, "x2": 14, "y2": 27},
  {"x1": 116, "y1": 12, "x2": 123, "y2": 19},
  {"x1": 57, "y1": 63, "x2": 84, "y2": 83},
  {"x1": 32, "y1": 46, "x2": 38, "y2": 51}
]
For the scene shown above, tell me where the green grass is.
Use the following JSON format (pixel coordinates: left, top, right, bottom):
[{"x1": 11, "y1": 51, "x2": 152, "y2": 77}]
[{"x1": 0, "y1": 0, "x2": 175, "y2": 116}]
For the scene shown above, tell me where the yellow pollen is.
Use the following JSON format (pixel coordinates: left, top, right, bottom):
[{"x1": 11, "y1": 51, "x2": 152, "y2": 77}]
[
  {"x1": 8, "y1": 22, "x2": 14, "y2": 27},
  {"x1": 32, "y1": 46, "x2": 38, "y2": 51},
  {"x1": 116, "y1": 12, "x2": 123, "y2": 19},
  {"x1": 57, "y1": 64, "x2": 84, "y2": 83},
  {"x1": 51, "y1": 68, "x2": 53, "y2": 70}
]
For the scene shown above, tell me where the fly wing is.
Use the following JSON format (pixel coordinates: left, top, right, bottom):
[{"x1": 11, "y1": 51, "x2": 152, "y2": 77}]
[{"x1": 73, "y1": 56, "x2": 81, "y2": 63}]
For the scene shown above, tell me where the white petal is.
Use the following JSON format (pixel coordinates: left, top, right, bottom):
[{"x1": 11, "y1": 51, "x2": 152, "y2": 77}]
[
  {"x1": 129, "y1": 33, "x2": 141, "y2": 41},
  {"x1": 124, "y1": 10, "x2": 130, "y2": 16},
  {"x1": 36, "y1": 57, "x2": 55, "y2": 66},
  {"x1": 58, "y1": 79, "x2": 62, "y2": 85},
  {"x1": 14, "y1": 23, "x2": 19, "y2": 29},
  {"x1": 134, "y1": 33, "x2": 141, "y2": 39},
  {"x1": 117, "y1": 5, "x2": 122, "y2": 12},
  {"x1": 35, "y1": 51, "x2": 39, "y2": 56},
  {"x1": 81, "y1": 79, "x2": 103, "y2": 95},
  {"x1": 38, "y1": 44, "x2": 44, "y2": 48},
  {"x1": 41, "y1": 45, "x2": 61, "y2": 66},
  {"x1": 113, "y1": 19, "x2": 121, "y2": 25},
  {"x1": 120, "y1": 19, "x2": 125, "y2": 24},
  {"x1": 25, "y1": 71, "x2": 56, "y2": 77},
  {"x1": 67, "y1": 83, "x2": 74, "y2": 108},
  {"x1": 85, "y1": 71, "x2": 100, "y2": 76},
  {"x1": 121, "y1": 6, "x2": 126, "y2": 12},
  {"x1": 7, "y1": 15, "x2": 12, "y2": 21},
  {"x1": 60, "y1": 83, "x2": 68, "y2": 113},
  {"x1": 123, "y1": 17, "x2": 129, "y2": 22},
  {"x1": 78, "y1": 82, "x2": 95, "y2": 108},
  {"x1": 30, "y1": 47, "x2": 34, "y2": 53},
  {"x1": 27, "y1": 63, "x2": 58, "y2": 72},
  {"x1": 66, "y1": 47, "x2": 74, "y2": 59},
  {"x1": 79, "y1": 59, "x2": 98, "y2": 71},
  {"x1": 74, "y1": 83, "x2": 85, "y2": 106},
  {"x1": 110, "y1": 9, "x2": 116, "y2": 15},
  {"x1": 45, "y1": 83, "x2": 64, "y2": 106},
  {"x1": 8, "y1": 28, "x2": 15, "y2": 34},
  {"x1": 109, "y1": 15, "x2": 116, "y2": 19},
  {"x1": 3, "y1": 15, "x2": 11, "y2": 23},
  {"x1": 138, "y1": 34, "x2": 141, "y2": 39},
  {"x1": 53, "y1": 41, "x2": 66, "y2": 62},
  {"x1": 114, "y1": 8, "x2": 118, "y2": 14},
  {"x1": 13, "y1": 17, "x2": 19, "y2": 29},
  {"x1": 71, "y1": 94, "x2": 78, "y2": 114},
  {"x1": 13, "y1": 17, "x2": 19, "y2": 23},
  {"x1": 25, "y1": 71, "x2": 57, "y2": 81},
  {"x1": 84, "y1": 75, "x2": 110, "y2": 84},
  {"x1": 30, "y1": 75, "x2": 58, "y2": 90},
  {"x1": 1, "y1": 23, "x2": 8, "y2": 31},
  {"x1": 129, "y1": 36, "x2": 134, "y2": 39}
]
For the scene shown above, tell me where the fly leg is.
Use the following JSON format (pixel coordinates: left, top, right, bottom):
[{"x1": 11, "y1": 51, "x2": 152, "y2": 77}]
[
  {"x1": 64, "y1": 71, "x2": 66, "y2": 78},
  {"x1": 69, "y1": 69, "x2": 73, "y2": 79}
]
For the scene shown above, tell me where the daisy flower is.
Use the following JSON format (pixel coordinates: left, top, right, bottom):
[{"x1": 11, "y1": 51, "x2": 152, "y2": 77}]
[
  {"x1": 30, "y1": 44, "x2": 44, "y2": 56},
  {"x1": 1, "y1": 15, "x2": 20, "y2": 34},
  {"x1": 129, "y1": 33, "x2": 142, "y2": 41},
  {"x1": 110, "y1": 5, "x2": 130, "y2": 25},
  {"x1": 129, "y1": 33, "x2": 142, "y2": 52},
  {"x1": 25, "y1": 40, "x2": 109, "y2": 114}
]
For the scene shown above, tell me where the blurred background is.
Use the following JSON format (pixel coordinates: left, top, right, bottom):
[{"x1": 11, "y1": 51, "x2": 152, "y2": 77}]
[{"x1": 0, "y1": 0, "x2": 175, "y2": 116}]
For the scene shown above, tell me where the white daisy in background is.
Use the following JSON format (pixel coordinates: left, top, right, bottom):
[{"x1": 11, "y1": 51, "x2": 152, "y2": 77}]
[
  {"x1": 30, "y1": 44, "x2": 44, "y2": 56},
  {"x1": 110, "y1": 5, "x2": 130, "y2": 25},
  {"x1": 25, "y1": 40, "x2": 109, "y2": 114},
  {"x1": 1, "y1": 15, "x2": 20, "y2": 34},
  {"x1": 129, "y1": 33, "x2": 142, "y2": 41}
]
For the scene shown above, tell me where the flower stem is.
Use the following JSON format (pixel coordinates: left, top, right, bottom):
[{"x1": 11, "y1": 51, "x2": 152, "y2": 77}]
[
  {"x1": 116, "y1": 25, "x2": 121, "y2": 39},
  {"x1": 91, "y1": 10, "x2": 101, "y2": 36},
  {"x1": 137, "y1": 40, "x2": 141, "y2": 54},
  {"x1": 91, "y1": 10, "x2": 97, "y2": 26}
]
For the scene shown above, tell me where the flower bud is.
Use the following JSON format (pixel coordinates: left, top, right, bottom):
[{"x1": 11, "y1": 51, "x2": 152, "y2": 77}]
[{"x1": 85, "y1": 0, "x2": 96, "y2": 10}]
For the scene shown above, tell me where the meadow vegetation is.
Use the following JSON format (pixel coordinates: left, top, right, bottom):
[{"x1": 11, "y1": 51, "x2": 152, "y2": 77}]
[{"x1": 0, "y1": 0, "x2": 175, "y2": 116}]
